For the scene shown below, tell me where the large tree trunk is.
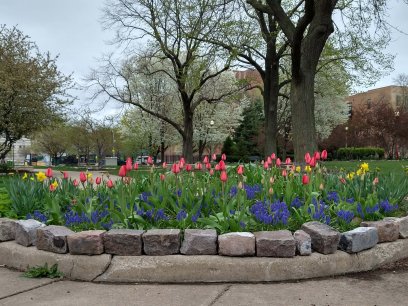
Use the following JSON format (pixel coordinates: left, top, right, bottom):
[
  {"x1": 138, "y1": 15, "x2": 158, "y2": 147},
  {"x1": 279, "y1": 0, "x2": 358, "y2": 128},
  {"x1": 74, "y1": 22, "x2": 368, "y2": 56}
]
[
  {"x1": 182, "y1": 105, "x2": 194, "y2": 162},
  {"x1": 263, "y1": 47, "x2": 279, "y2": 157},
  {"x1": 291, "y1": 71, "x2": 317, "y2": 161}
]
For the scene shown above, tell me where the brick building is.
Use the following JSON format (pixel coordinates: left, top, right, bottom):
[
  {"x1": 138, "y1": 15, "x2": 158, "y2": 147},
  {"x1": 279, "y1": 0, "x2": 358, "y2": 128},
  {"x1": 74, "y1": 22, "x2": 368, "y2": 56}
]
[{"x1": 347, "y1": 86, "x2": 408, "y2": 113}]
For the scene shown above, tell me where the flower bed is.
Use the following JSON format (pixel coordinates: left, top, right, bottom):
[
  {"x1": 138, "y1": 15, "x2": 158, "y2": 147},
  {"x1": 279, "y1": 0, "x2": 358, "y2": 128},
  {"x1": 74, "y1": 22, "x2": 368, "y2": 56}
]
[{"x1": 1, "y1": 153, "x2": 407, "y2": 235}]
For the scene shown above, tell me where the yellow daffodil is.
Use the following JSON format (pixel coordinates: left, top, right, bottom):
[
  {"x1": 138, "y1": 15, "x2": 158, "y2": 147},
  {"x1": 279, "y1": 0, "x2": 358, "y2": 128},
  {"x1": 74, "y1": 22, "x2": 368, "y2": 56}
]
[
  {"x1": 51, "y1": 180, "x2": 58, "y2": 189},
  {"x1": 304, "y1": 165, "x2": 312, "y2": 173},
  {"x1": 295, "y1": 166, "x2": 301, "y2": 173},
  {"x1": 35, "y1": 171, "x2": 46, "y2": 182},
  {"x1": 356, "y1": 168, "x2": 363, "y2": 176},
  {"x1": 87, "y1": 172, "x2": 92, "y2": 179},
  {"x1": 22, "y1": 173, "x2": 28, "y2": 180},
  {"x1": 360, "y1": 162, "x2": 369, "y2": 172},
  {"x1": 347, "y1": 172, "x2": 355, "y2": 180}
]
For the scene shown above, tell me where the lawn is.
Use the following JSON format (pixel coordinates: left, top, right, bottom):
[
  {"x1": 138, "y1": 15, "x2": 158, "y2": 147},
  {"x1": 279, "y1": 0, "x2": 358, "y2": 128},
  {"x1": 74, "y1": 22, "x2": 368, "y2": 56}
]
[{"x1": 323, "y1": 160, "x2": 408, "y2": 178}]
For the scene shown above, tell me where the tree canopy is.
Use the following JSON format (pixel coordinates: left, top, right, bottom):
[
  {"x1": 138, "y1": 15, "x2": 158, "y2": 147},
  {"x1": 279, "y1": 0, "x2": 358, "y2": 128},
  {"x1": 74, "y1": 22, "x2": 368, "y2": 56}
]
[{"x1": 0, "y1": 25, "x2": 72, "y2": 160}]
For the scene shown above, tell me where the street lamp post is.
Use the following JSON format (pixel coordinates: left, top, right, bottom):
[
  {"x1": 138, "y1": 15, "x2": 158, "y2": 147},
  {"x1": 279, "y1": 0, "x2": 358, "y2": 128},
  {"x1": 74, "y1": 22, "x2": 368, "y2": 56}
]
[
  {"x1": 209, "y1": 120, "x2": 214, "y2": 157},
  {"x1": 345, "y1": 126, "x2": 349, "y2": 148}
]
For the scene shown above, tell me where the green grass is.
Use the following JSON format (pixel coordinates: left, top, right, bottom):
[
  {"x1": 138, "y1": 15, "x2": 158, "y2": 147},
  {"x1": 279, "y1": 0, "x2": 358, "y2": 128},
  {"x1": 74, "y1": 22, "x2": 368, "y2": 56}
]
[
  {"x1": 323, "y1": 160, "x2": 408, "y2": 177},
  {"x1": 0, "y1": 177, "x2": 12, "y2": 217}
]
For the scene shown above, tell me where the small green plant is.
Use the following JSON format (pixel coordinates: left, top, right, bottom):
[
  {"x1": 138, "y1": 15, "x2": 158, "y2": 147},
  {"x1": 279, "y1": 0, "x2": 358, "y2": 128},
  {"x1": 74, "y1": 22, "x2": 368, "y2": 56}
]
[{"x1": 23, "y1": 263, "x2": 63, "y2": 279}]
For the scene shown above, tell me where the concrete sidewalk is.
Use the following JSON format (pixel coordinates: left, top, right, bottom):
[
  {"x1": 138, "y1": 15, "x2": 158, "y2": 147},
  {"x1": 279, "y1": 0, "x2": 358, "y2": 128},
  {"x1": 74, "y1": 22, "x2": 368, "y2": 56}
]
[{"x1": 1, "y1": 267, "x2": 408, "y2": 306}]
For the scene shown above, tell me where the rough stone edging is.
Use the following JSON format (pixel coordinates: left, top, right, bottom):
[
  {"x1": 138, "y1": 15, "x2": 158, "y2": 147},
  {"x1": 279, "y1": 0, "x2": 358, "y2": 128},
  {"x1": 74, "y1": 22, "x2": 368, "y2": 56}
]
[{"x1": 1, "y1": 239, "x2": 408, "y2": 283}]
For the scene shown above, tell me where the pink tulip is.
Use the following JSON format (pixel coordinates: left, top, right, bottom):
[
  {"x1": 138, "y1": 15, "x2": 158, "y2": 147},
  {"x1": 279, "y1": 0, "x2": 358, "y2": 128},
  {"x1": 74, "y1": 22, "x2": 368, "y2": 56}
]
[
  {"x1": 160, "y1": 174, "x2": 166, "y2": 181},
  {"x1": 79, "y1": 172, "x2": 87, "y2": 183},
  {"x1": 45, "y1": 168, "x2": 53, "y2": 178},
  {"x1": 220, "y1": 170, "x2": 228, "y2": 182},
  {"x1": 218, "y1": 160, "x2": 226, "y2": 171},
  {"x1": 185, "y1": 164, "x2": 193, "y2": 172},
  {"x1": 282, "y1": 169, "x2": 287, "y2": 177},
  {"x1": 271, "y1": 153, "x2": 276, "y2": 160},
  {"x1": 126, "y1": 157, "x2": 132, "y2": 171},
  {"x1": 209, "y1": 169, "x2": 214, "y2": 176},
  {"x1": 237, "y1": 165, "x2": 244, "y2": 175},
  {"x1": 203, "y1": 156, "x2": 209, "y2": 164},
  {"x1": 180, "y1": 157, "x2": 185, "y2": 164},
  {"x1": 263, "y1": 161, "x2": 269, "y2": 170},
  {"x1": 107, "y1": 179, "x2": 114, "y2": 188},
  {"x1": 73, "y1": 179, "x2": 79, "y2": 187},
  {"x1": 285, "y1": 157, "x2": 291, "y2": 164},
  {"x1": 118, "y1": 165, "x2": 127, "y2": 177},
  {"x1": 134, "y1": 162, "x2": 139, "y2": 170},
  {"x1": 63, "y1": 171, "x2": 69, "y2": 180},
  {"x1": 373, "y1": 177, "x2": 379, "y2": 185},
  {"x1": 276, "y1": 158, "x2": 281, "y2": 167},
  {"x1": 195, "y1": 162, "x2": 202, "y2": 170},
  {"x1": 267, "y1": 156, "x2": 272, "y2": 165},
  {"x1": 206, "y1": 163, "x2": 211, "y2": 170},
  {"x1": 49, "y1": 184, "x2": 56, "y2": 192},
  {"x1": 171, "y1": 163, "x2": 180, "y2": 174},
  {"x1": 309, "y1": 157, "x2": 316, "y2": 168},
  {"x1": 211, "y1": 154, "x2": 216, "y2": 161},
  {"x1": 221, "y1": 153, "x2": 226, "y2": 161},
  {"x1": 321, "y1": 150, "x2": 328, "y2": 160},
  {"x1": 96, "y1": 177, "x2": 102, "y2": 185},
  {"x1": 314, "y1": 151, "x2": 321, "y2": 161},
  {"x1": 302, "y1": 174, "x2": 309, "y2": 185},
  {"x1": 147, "y1": 156, "x2": 153, "y2": 165},
  {"x1": 305, "y1": 152, "x2": 311, "y2": 164},
  {"x1": 214, "y1": 164, "x2": 220, "y2": 171},
  {"x1": 162, "y1": 162, "x2": 167, "y2": 168}
]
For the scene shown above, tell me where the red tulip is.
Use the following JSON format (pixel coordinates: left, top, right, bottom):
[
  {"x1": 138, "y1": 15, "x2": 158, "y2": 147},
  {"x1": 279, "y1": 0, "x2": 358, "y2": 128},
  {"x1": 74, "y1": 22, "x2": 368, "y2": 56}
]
[
  {"x1": 73, "y1": 179, "x2": 79, "y2": 187},
  {"x1": 171, "y1": 163, "x2": 180, "y2": 174},
  {"x1": 218, "y1": 160, "x2": 226, "y2": 171},
  {"x1": 309, "y1": 157, "x2": 316, "y2": 167},
  {"x1": 237, "y1": 165, "x2": 244, "y2": 175},
  {"x1": 211, "y1": 154, "x2": 216, "y2": 161},
  {"x1": 160, "y1": 174, "x2": 165, "y2": 181},
  {"x1": 45, "y1": 168, "x2": 53, "y2": 178},
  {"x1": 63, "y1": 171, "x2": 69, "y2": 180},
  {"x1": 106, "y1": 179, "x2": 114, "y2": 188},
  {"x1": 206, "y1": 163, "x2": 211, "y2": 170},
  {"x1": 302, "y1": 174, "x2": 309, "y2": 185},
  {"x1": 126, "y1": 157, "x2": 132, "y2": 171},
  {"x1": 271, "y1": 153, "x2": 276, "y2": 160},
  {"x1": 305, "y1": 152, "x2": 311, "y2": 164},
  {"x1": 133, "y1": 162, "x2": 139, "y2": 170},
  {"x1": 321, "y1": 150, "x2": 328, "y2": 160},
  {"x1": 263, "y1": 161, "x2": 269, "y2": 170},
  {"x1": 185, "y1": 164, "x2": 193, "y2": 172},
  {"x1": 285, "y1": 157, "x2": 291, "y2": 164},
  {"x1": 203, "y1": 156, "x2": 209, "y2": 164},
  {"x1": 221, "y1": 153, "x2": 226, "y2": 161},
  {"x1": 195, "y1": 162, "x2": 202, "y2": 170},
  {"x1": 314, "y1": 151, "x2": 321, "y2": 161},
  {"x1": 339, "y1": 177, "x2": 346, "y2": 184},
  {"x1": 96, "y1": 177, "x2": 102, "y2": 185},
  {"x1": 276, "y1": 158, "x2": 281, "y2": 167},
  {"x1": 118, "y1": 165, "x2": 127, "y2": 177},
  {"x1": 220, "y1": 170, "x2": 228, "y2": 182},
  {"x1": 79, "y1": 172, "x2": 87, "y2": 183},
  {"x1": 147, "y1": 156, "x2": 153, "y2": 165}
]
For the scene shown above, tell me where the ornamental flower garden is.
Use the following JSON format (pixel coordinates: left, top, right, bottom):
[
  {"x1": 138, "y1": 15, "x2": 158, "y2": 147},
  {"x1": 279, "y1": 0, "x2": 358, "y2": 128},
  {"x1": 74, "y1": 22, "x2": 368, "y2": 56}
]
[{"x1": 3, "y1": 151, "x2": 407, "y2": 235}]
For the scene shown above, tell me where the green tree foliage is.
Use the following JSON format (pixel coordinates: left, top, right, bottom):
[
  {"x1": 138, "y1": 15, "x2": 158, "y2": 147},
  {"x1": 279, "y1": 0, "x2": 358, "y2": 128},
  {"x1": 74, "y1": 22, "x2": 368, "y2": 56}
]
[
  {"x1": 0, "y1": 25, "x2": 72, "y2": 160},
  {"x1": 233, "y1": 99, "x2": 264, "y2": 160}
]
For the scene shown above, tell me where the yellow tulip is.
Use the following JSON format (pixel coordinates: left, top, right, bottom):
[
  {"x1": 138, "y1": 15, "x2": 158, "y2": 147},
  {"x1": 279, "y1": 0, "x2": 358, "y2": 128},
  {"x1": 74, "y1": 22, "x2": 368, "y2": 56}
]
[
  {"x1": 295, "y1": 166, "x2": 301, "y2": 173},
  {"x1": 304, "y1": 165, "x2": 312, "y2": 173}
]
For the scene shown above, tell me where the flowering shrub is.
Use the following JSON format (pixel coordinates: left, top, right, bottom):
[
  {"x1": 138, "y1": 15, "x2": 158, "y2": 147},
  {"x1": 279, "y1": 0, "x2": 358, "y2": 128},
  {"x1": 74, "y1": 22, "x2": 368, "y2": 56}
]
[{"x1": 3, "y1": 153, "x2": 408, "y2": 234}]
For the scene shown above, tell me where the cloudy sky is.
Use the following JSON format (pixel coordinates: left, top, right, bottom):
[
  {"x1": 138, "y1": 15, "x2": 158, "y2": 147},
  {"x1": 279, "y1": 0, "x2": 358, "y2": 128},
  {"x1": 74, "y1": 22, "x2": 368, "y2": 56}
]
[{"x1": 1, "y1": 0, "x2": 408, "y2": 115}]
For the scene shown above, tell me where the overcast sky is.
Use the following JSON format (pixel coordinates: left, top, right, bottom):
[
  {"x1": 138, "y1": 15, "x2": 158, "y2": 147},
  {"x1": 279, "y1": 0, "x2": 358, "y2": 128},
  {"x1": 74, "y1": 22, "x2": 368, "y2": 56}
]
[{"x1": 1, "y1": 0, "x2": 408, "y2": 116}]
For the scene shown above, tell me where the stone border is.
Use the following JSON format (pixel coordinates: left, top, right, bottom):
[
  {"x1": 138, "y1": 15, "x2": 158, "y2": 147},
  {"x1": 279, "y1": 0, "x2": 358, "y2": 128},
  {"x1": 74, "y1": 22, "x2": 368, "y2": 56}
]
[
  {"x1": 1, "y1": 217, "x2": 408, "y2": 282},
  {"x1": 1, "y1": 239, "x2": 408, "y2": 283}
]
